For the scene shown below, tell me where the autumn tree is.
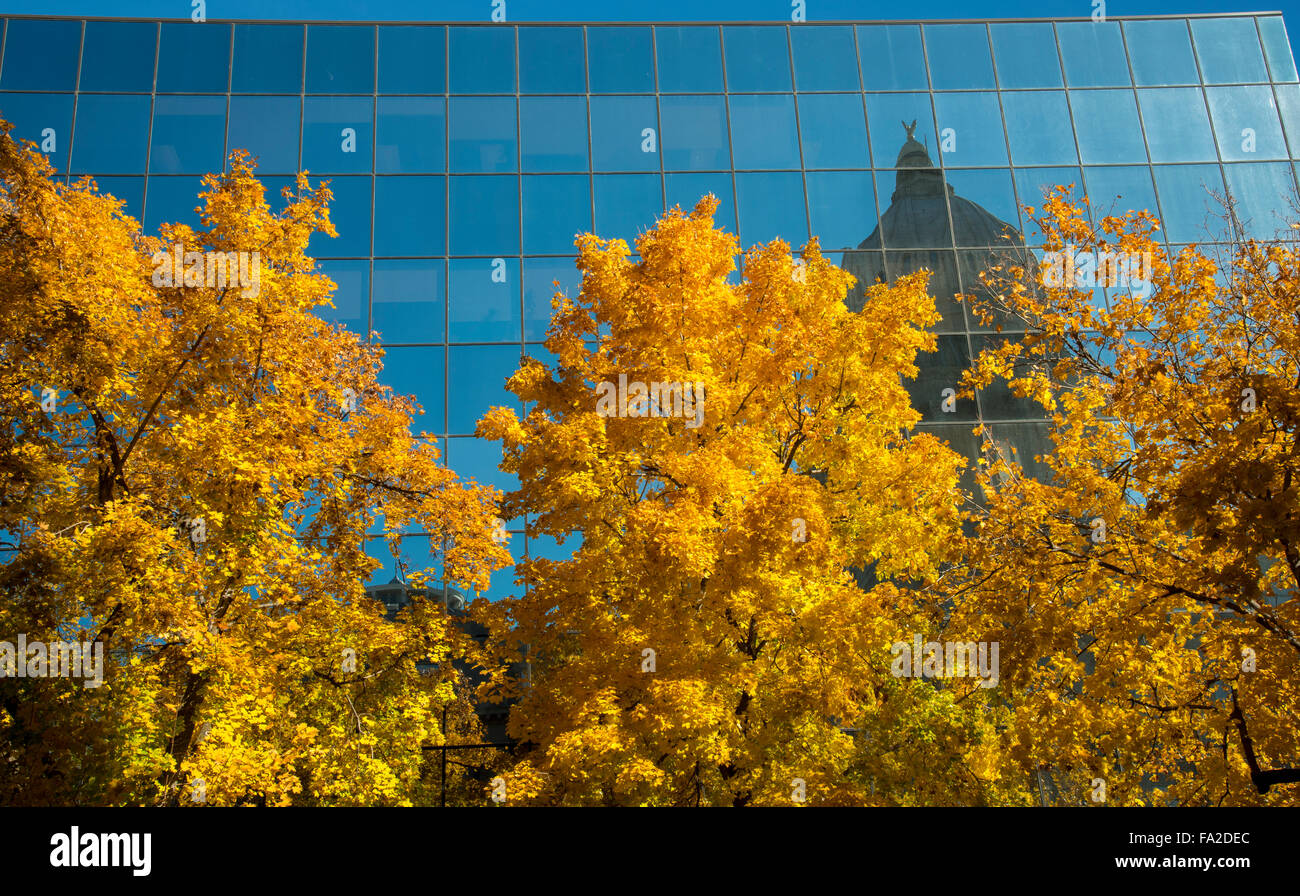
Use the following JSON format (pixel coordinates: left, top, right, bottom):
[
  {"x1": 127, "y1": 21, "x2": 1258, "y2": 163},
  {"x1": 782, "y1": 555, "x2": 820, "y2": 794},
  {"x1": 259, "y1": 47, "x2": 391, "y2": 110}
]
[
  {"x1": 953, "y1": 190, "x2": 1300, "y2": 805},
  {"x1": 0, "y1": 123, "x2": 508, "y2": 806},
  {"x1": 476, "y1": 196, "x2": 1019, "y2": 806}
]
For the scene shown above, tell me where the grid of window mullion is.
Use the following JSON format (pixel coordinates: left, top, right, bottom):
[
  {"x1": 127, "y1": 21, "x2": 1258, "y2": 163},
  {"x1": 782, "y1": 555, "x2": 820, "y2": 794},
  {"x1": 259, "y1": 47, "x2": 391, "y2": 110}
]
[
  {"x1": 786, "y1": 24, "x2": 813, "y2": 255},
  {"x1": 1116, "y1": 18, "x2": 1174, "y2": 267},
  {"x1": 1183, "y1": 17, "x2": 1232, "y2": 243}
]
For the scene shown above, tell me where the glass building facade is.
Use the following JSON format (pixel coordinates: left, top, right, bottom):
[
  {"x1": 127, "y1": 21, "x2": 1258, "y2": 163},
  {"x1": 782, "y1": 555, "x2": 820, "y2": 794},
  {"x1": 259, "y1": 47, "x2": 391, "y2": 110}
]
[{"x1": 2, "y1": 14, "x2": 1298, "y2": 600}]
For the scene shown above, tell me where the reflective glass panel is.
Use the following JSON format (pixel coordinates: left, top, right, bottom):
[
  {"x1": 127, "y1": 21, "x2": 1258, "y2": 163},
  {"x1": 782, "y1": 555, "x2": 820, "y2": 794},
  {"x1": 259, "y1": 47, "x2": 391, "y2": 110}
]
[
  {"x1": 92, "y1": 176, "x2": 144, "y2": 223},
  {"x1": 857, "y1": 25, "x2": 927, "y2": 90},
  {"x1": 449, "y1": 257, "x2": 520, "y2": 343},
  {"x1": 449, "y1": 176, "x2": 519, "y2": 255},
  {"x1": 1083, "y1": 165, "x2": 1160, "y2": 221},
  {"x1": 1012, "y1": 167, "x2": 1083, "y2": 237},
  {"x1": 317, "y1": 259, "x2": 369, "y2": 336},
  {"x1": 665, "y1": 173, "x2": 737, "y2": 235},
  {"x1": 520, "y1": 97, "x2": 589, "y2": 172},
  {"x1": 1001, "y1": 91, "x2": 1077, "y2": 166},
  {"x1": 144, "y1": 176, "x2": 204, "y2": 232},
  {"x1": 807, "y1": 171, "x2": 876, "y2": 252},
  {"x1": 946, "y1": 169, "x2": 1019, "y2": 243},
  {"x1": 1057, "y1": 21, "x2": 1131, "y2": 88},
  {"x1": 1206, "y1": 85, "x2": 1287, "y2": 160},
  {"x1": 378, "y1": 25, "x2": 445, "y2": 94},
  {"x1": 306, "y1": 26, "x2": 374, "y2": 94},
  {"x1": 303, "y1": 97, "x2": 373, "y2": 174},
  {"x1": 588, "y1": 26, "x2": 655, "y2": 93},
  {"x1": 910, "y1": 335, "x2": 975, "y2": 422},
  {"x1": 661, "y1": 95, "x2": 730, "y2": 171},
  {"x1": 1192, "y1": 18, "x2": 1269, "y2": 84},
  {"x1": 0, "y1": 92, "x2": 74, "y2": 172},
  {"x1": 372, "y1": 259, "x2": 445, "y2": 344},
  {"x1": 735, "y1": 171, "x2": 808, "y2": 249},
  {"x1": 865, "y1": 93, "x2": 935, "y2": 169},
  {"x1": 307, "y1": 176, "x2": 372, "y2": 257},
  {"x1": 590, "y1": 95, "x2": 659, "y2": 172},
  {"x1": 446, "y1": 437, "x2": 517, "y2": 496},
  {"x1": 524, "y1": 257, "x2": 582, "y2": 341},
  {"x1": 972, "y1": 335, "x2": 1051, "y2": 420},
  {"x1": 655, "y1": 26, "x2": 723, "y2": 93},
  {"x1": 1276, "y1": 83, "x2": 1300, "y2": 149},
  {"x1": 450, "y1": 97, "x2": 517, "y2": 173},
  {"x1": 449, "y1": 27, "x2": 515, "y2": 95},
  {"x1": 798, "y1": 93, "x2": 869, "y2": 170},
  {"x1": 81, "y1": 22, "x2": 156, "y2": 92},
  {"x1": 227, "y1": 96, "x2": 301, "y2": 175},
  {"x1": 157, "y1": 22, "x2": 230, "y2": 93},
  {"x1": 1222, "y1": 162, "x2": 1296, "y2": 239},
  {"x1": 1258, "y1": 16, "x2": 1298, "y2": 83},
  {"x1": 932, "y1": 93, "x2": 1008, "y2": 167},
  {"x1": 990, "y1": 23, "x2": 1062, "y2": 88},
  {"x1": 925, "y1": 24, "x2": 995, "y2": 90},
  {"x1": 729, "y1": 95, "x2": 800, "y2": 169},
  {"x1": 1151, "y1": 164, "x2": 1226, "y2": 242},
  {"x1": 383, "y1": 346, "x2": 445, "y2": 432},
  {"x1": 791, "y1": 25, "x2": 859, "y2": 91},
  {"x1": 1137, "y1": 88, "x2": 1217, "y2": 162},
  {"x1": 723, "y1": 26, "x2": 791, "y2": 92},
  {"x1": 232, "y1": 24, "x2": 302, "y2": 93},
  {"x1": 519, "y1": 27, "x2": 584, "y2": 94},
  {"x1": 375, "y1": 177, "x2": 446, "y2": 256},
  {"x1": 1123, "y1": 19, "x2": 1200, "y2": 86},
  {"x1": 70, "y1": 95, "x2": 151, "y2": 175},
  {"x1": 523, "y1": 175, "x2": 591, "y2": 255},
  {"x1": 0, "y1": 19, "x2": 79, "y2": 91},
  {"x1": 1069, "y1": 90, "x2": 1148, "y2": 164},
  {"x1": 377, "y1": 97, "x2": 446, "y2": 174},
  {"x1": 150, "y1": 96, "x2": 227, "y2": 175},
  {"x1": 449, "y1": 345, "x2": 523, "y2": 435}
]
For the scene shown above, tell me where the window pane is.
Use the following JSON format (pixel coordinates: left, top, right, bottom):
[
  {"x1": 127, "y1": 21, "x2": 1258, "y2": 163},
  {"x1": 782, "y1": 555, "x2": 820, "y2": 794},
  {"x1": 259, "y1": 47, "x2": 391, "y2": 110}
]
[
  {"x1": 665, "y1": 173, "x2": 736, "y2": 235},
  {"x1": 524, "y1": 257, "x2": 582, "y2": 341},
  {"x1": 523, "y1": 175, "x2": 591, "y2": 255},
  {"x1": 933, "y1": 93, "x2": 1008, "y2": 167},
  {"x1": 655, "y1": 26, "x2": 723, "y2": 93},
  {"x1": 150, "y1": 96, "x2": 226, "y2": 175},
  {"x1": 233, "y1": 24, "x2": 302, "y2": 93},
  {"x1": 1, "y1": 20, "x2": 80, "y2": 91},
  {"x1": 857, "y1": 25, "x2": 927, "y2": 90},
  {"x1": 990, "y1": 23, "x2": 1062, "y2": 88},
  {"x1": 449, "y1": 27, "x2": 515, "y2": 95},
  {"x1": 92, "y1": 176, "x2": 145, "y2": 223},
  {"x1": 661, "y1": 95, "x2": 730, "y2": 171},
  {"x1": 865, "y1": 93, "x2": 935, "y2": 169},
  {"x1": 374, "y1": 177, "x2": 445, "y2": 256},
  {"x1": 450, "y1": 258, "x2": 520, "y2": 343},
  {"x1": 373, "y1": 259, "x2": 445, "y2": 344},
  {"x1": 874, "y1": 168, "x2": 953, "y2": 247},
  {"x1": 71, "y1": 95, "x2": 151, "y2": 174},
  {"x1": 379, "y1": 26, "x2": 445, "y2": 94},
  {"x1": 588, "y1": 27, "x2": 654, "y2": 94},
  {"x1": 1258, "y1": 16, "x2": 1298, "y2": 83},
  {"x1": 519, "y1": 27, "x2": 584, "y2": 94},
  {"x1": 972, "y1": 335, "x2": 1051, "y2": 420},
  {"x1": 1207, "y1": 85, "x2": 1287, "y2": 160},
  {"x1": 790, "y1": 25, "x2": 859, "y2": 92},
  {"x1": 1137, "y1": 88, "x2": 1217, "y2": 162},
  {"x1": 446, "y1": 437, "x2": 517, "y2": 496},
  {"x1": 450, "y1": 176, "x2": 519, "y2": 255},
  {"x1": 946, "y1": 169, "x2": 1019, "y2": 244},
  {"x1": 1057, "y1": 21, "x2": 1131, "y2": 88},
  {"x1": 807, "y1": 171, "x2": 875, "y2": 252},
  {"x1": 144, "y1": 175, "x2": 204, "y2": 232},
  {"x1": 307, "y1": 26, "x2": 374, "y2": 94},
  {"x1": 377, "y1": 97, "x2": 446, "y2": 174},
  {"x1": 590, "y1": 95, "x2": 659, "y2": 172},
  {"x1": 1123, "y1": 20, "x2": 1199, "y2": 86},
  {"x1": 157, "y1": 23, "x2": 230, "y2": 93},
  {"x1": 1223, "y1": 162, "x2": 1296, "y2": 239},
  {"x1": 1012, "y1": 167, "x2": 1082, "y2": 237},
  {"x1": 1001, "y1": 91, "x2": 1077, "y2": 166},
  {"x1": 1069, "y1": 90, "x2": 1147, "y2": 164},
  {"x1": 0, "y1": 92, "x2": 75, "y2": 172},
  {"x1": 594, "y1": 174, "x2": 661, "y2": 246},
  {"x1": 1192, "y1": 18, "x2": 1269, "y2": 84},
  {"x1": 317, "y1": 259, "x2": 369, "y2": 336},
  {"x1": 81, "y1": 22, "x2": 156, "y2": 92},
  {"x1": 303, "y1": 97, "x2": 373, "y2": 174},
  {"x1": 911, "y1": 335, "x2": 975, "y2": 423},
  {"x1": 736, "y1": 171, "x2": 807, "y2": 249},
  {"x1": 450, "y1": 97, "x2": 517, "y2": 173},
  {"x1": 1083, "y1": 165, "x2": 1159, "y2": 221},
  {"x1": 449, "y1": 345, "x2": 522, "y2": 435},
  {"x1": 723, "y1": 26, "x2": 791, "y2": 93},
  {"x1": 925, "y1": 24, "x2": 994, "y2": 90},
  {"x1": 798, "y1": 93, "x2": 868, "y2": 170},
  {"x1": 730, "y1": 95, "x2": 800, "y2": 169},
  {"x1": 1151, "y1": 164, "x2": 1226, "y2": 242},
  {"x1": 308, "y1": 176, "x2": 371, "y2": 257},
  {"x1": 1277, "y1": 83, "x2": 1300, "y2": 150},
  {"x1": 227, "y1": 96, "x2": 301, "y2": 175},
  {"x1": 383, "y1": 346, "x2": 445, "y2": 433},
  {"x1": 520, "y1": 97, "x2": 589, "y2": 172}
]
